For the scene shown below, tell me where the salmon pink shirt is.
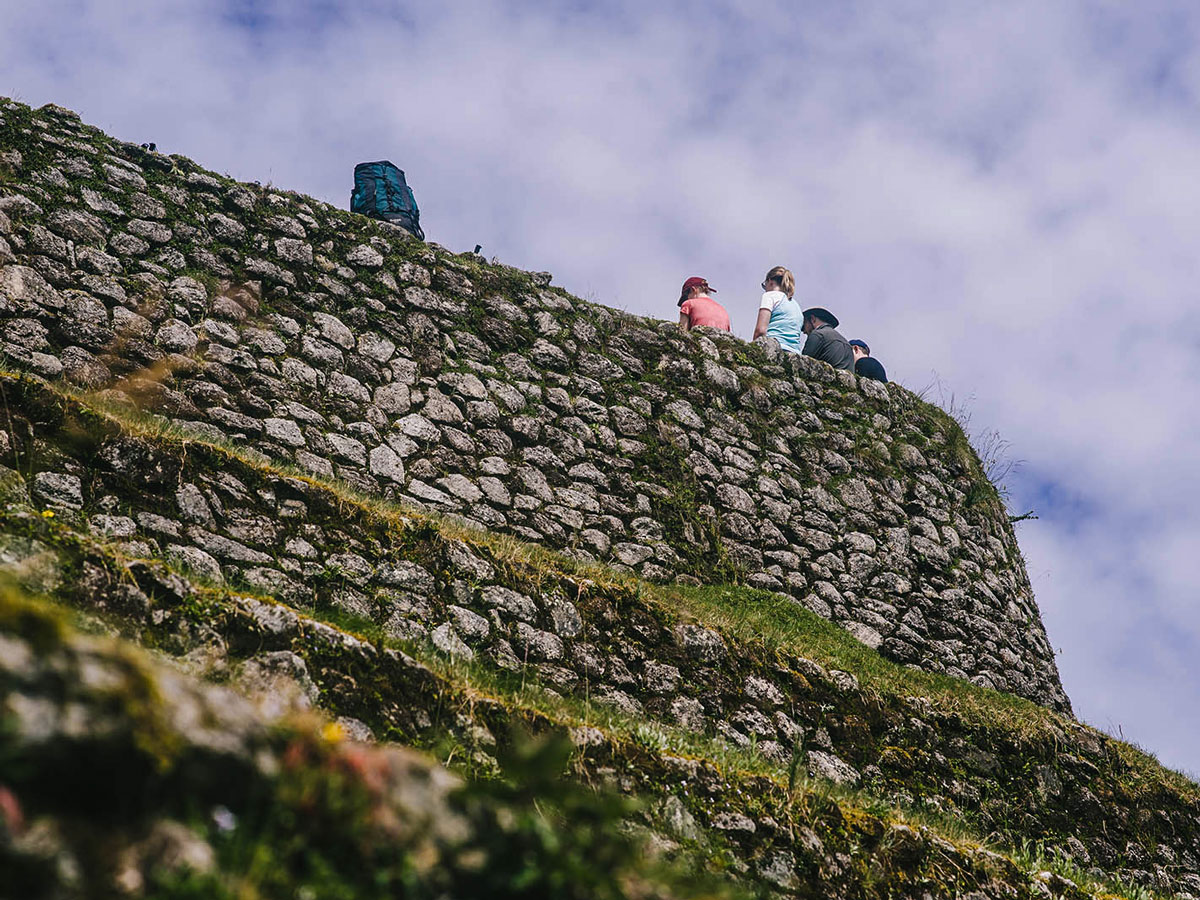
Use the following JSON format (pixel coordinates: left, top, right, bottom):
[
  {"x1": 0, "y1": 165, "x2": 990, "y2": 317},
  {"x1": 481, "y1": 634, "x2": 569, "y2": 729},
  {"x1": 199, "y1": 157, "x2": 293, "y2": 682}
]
[{"x1": 680, "y1": 295, "x2": 731, "y2": 331}]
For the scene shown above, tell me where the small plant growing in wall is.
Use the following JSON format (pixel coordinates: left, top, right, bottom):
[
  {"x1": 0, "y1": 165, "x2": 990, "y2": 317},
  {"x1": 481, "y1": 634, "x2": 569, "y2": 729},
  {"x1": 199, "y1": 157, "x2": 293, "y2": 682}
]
[{"x1": 919, "y1": 375, "x2": 1024, "y2": 507}]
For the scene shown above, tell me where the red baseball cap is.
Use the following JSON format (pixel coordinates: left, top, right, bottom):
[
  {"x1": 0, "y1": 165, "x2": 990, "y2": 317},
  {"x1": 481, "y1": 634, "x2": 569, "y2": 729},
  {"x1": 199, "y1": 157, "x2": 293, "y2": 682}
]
[{"x1": 681, "y1": 276, "x2": 714, "y2": 294}]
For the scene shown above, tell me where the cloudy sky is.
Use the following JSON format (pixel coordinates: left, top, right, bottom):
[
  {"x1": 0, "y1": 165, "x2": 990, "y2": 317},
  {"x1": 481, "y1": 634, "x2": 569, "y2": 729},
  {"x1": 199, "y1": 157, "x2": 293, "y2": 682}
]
[{"x1": 3, "y1": 1, "x2": 1198, "y2": 774}]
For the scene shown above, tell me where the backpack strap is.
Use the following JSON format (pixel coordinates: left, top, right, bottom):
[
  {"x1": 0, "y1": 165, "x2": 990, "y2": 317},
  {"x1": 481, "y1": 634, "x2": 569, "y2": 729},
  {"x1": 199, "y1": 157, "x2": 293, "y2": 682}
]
[{"x1": 362, "y1": 173, "x2": 377, "y2": 215}]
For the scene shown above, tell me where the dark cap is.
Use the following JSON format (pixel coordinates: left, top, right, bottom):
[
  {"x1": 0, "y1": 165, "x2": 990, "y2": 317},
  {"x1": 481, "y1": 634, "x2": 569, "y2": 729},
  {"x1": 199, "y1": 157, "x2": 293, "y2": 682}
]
[
  {"x1": 803, "y1": 307, "x2": 839, "y2": 328},
  {"x1": 848, "y1": 339, "x2": 870, "y2": 354},
  {"x1": 679, "y1": 276, "x2": 714, "y2": 307}
]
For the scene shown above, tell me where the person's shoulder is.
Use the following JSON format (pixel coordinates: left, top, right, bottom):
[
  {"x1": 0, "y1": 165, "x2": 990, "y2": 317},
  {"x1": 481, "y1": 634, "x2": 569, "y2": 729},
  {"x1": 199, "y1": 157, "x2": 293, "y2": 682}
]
[
  {"x1": 828, "y1": 328, "x2": 853, "y2": 349},
  {"x1": 856, "y1": 357, "x2": 887, "y2": 381},
  {"x1": 679, "y1": 298, "x2": 693, "y2": 313}
]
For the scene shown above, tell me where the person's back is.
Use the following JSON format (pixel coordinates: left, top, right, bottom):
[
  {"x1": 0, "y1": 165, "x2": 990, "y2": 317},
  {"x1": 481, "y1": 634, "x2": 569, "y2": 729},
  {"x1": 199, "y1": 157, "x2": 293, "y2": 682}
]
[
  {"x1": 801, "y1": 308, "x2": 854, "y2": 371},
  {"x1": 680, "y1": 294, "x2": 731, "y2": 331},
  {"x1": 677, "y1": 276, "x2": 731, "y2": 332},
  {"x1": 849, "y1": 340, "x2": 888, "y2": 382},
  {"x1": 855, "y1": 355, "x2": 887, "y2": 382},
  {"x1": 753, "y1": 266, "x2": 805, "y2": 353},
  {"x1": 764, "y1": 293, "x2": 805, "y2": 352}
]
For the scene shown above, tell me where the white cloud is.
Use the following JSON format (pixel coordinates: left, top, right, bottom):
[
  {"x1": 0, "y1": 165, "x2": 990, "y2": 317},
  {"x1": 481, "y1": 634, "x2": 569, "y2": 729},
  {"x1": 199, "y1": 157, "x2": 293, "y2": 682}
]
[{"x1": 2, "y1": 0, "x2": 1199, "y2": 771}]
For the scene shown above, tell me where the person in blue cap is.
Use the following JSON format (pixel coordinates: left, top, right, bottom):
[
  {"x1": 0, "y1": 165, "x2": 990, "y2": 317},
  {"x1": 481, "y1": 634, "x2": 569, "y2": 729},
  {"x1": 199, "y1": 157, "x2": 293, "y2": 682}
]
[{"x1": 849, "y1": 339, "x2": 888, "y2": 383}]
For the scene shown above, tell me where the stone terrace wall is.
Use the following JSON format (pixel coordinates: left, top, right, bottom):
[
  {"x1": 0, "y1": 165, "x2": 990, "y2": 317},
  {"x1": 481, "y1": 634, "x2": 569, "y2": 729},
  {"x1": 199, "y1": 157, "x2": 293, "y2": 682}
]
[{"x1": 0, "y1": 98, "x2": 1069, "y2": 712}]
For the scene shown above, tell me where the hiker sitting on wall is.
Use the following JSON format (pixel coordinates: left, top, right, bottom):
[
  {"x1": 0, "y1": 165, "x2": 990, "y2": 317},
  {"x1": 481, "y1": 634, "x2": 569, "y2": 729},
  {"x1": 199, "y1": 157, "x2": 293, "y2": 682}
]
[
  {"x1": 800, "y1": 307, "x2": 855, "y2": 371},
  {"x1": 849, "y1": 339, "x2": 888, "y2": 383},
  {"x1": 677, "y1": 276, "x2": 731, "y2": 331},
  {"x1": 752, "y1": 266, "x2": 805, "y2": 353}
]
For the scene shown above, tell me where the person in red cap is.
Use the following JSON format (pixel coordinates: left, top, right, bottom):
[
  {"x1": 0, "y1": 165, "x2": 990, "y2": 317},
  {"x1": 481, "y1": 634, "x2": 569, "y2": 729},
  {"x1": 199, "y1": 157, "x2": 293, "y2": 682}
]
[{"x1": 677, "y1": 276, "x2": 731, "y2": 332}]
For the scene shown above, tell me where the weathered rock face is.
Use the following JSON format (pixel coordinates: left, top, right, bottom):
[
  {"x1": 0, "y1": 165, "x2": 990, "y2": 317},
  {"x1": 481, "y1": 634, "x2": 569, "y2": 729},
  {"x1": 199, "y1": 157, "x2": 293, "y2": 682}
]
[
  {"x1": 0, "y1": 97, "x2": 1067, "y2": 712},
  {"x1": 0, "y1": 586, "x2": 737, "y2": 900},
  {"x1": 0, "y1": 94, "x2": 1196, "y2": 894},
  {"x1": 0, "y1": 378, "x2": 1038, "y2": 789},
  {"x1": 3, "y1": 377, "x2": 1198, "y2": 899}
]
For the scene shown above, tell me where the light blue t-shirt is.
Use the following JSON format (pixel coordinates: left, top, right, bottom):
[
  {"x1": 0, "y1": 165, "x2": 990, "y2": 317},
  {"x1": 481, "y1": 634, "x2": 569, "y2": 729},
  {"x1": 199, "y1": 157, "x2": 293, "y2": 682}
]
[{"x1": 761, "y1": 291, "x2": 805, "y2": 353}]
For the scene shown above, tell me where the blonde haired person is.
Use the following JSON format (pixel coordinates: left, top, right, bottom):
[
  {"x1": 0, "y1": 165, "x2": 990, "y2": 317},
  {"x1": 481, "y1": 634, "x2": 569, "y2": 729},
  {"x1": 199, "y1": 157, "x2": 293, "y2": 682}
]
[{"x1": 752, "y1": 265, "x2": 805, "y2": 353}]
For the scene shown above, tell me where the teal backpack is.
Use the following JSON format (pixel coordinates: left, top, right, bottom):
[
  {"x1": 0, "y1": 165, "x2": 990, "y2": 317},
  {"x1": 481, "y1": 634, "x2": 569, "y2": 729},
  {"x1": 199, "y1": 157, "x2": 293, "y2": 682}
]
[{"x1": 351, "y1": 161, "x2": 424, "y2": 240}]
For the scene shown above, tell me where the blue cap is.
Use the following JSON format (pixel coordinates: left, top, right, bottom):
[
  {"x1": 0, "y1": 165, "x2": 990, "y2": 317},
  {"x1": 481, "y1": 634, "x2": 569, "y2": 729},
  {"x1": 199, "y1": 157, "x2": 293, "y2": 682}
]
[{"x1": 848, "y1": 339, "x2": 870, "y2": 353}]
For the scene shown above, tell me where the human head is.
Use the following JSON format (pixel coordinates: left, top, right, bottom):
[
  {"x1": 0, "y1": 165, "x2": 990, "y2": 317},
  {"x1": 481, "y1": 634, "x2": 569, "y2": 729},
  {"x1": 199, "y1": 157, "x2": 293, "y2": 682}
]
[
  {"x1": 762, "y1": 266, "x2": 795, "y2": 299},
  {"x1": 849, "y1": 339, "x2": 870, "y2": 361},
  {"x1": 801, "y1": 307, "x2": 839, "y2": 334},
  {"x1": 678, "y1": 276, "x2": 714, "y2": 307}
]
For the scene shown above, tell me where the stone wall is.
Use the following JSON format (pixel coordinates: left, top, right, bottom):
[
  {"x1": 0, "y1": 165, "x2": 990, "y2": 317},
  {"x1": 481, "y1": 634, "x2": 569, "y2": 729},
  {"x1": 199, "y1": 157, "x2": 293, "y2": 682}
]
[
  {"x1": 1, "y1": 583, "x2": 747, "y2": 900},
  {"x1": 0, "y1": 98, "x2": 1068, "y2": 712},
  {"x1": 5, "y1": 375, "x2": 1198, "y2": 898}
]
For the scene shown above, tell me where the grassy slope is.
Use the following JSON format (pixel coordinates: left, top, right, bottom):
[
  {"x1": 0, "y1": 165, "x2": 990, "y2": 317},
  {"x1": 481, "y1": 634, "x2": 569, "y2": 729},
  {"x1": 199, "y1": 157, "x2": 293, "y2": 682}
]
[
  {"x1": 0, "y1": 97, "x2": 1189, "y2": 896},
  {"x1": 0, "y1": 370, "x2": 1189, "y2": 898}
]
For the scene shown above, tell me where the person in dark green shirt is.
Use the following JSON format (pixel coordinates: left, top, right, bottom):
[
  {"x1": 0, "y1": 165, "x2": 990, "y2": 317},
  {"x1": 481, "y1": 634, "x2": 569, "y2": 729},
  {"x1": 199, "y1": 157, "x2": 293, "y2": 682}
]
[
  {"x1": 801, "y1": 308, "x2": 855, "y2": 371},
  {"x1": 849, "y1": 339, "x2": 888, "y2": 383}
]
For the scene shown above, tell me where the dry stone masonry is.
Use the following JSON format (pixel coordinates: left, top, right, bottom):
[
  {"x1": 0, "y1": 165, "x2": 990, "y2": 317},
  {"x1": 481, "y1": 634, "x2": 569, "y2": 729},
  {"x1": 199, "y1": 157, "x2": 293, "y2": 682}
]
[
  {"x1": 4, "y1": 376, "x2": 1198, "y2": 897},
  {"x1": 8, "y1": 99, "x2": 1200, "y2": 900},
  {"x1": 0, "y1": 98, "x2": 1068, "y2": 712}
]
